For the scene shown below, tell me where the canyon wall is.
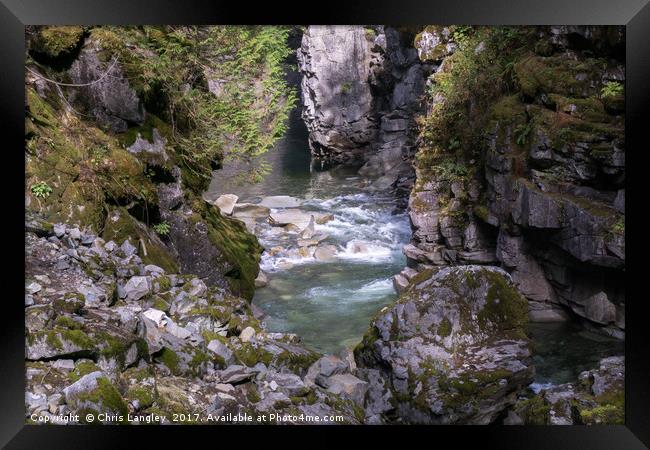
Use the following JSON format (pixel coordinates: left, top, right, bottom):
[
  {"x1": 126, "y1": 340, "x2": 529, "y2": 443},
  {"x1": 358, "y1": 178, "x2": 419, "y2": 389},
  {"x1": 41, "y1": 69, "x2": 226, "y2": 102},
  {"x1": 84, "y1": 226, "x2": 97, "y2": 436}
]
[
  {"x1": 298, "y1": 25, "x2": 432, "y2": 192},
  {"x1": 403, "y1": 26, "x2": 625, "y2": 339},
  {"x1": 298, "y1": 25, "x2": 625, "y2": 339}
]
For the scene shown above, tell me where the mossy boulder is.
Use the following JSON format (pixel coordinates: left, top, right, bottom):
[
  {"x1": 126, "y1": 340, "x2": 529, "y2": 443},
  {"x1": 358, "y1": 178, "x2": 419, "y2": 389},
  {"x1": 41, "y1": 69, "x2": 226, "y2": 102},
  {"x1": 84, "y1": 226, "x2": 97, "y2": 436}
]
[
  {"x1": 102, "y1": 207, "x2": 179, "y2": 273},
  {"x1": 31, "y1": 26, "x2": 85, "y2": 59},
  {"x1": 26, "y1": 328, "x2": 96, "y2": 360},
  {"x1": 355, "y1": 266, "x2": 533, "y2": 424},
  {"x1": 163, "y1": 196, "x2": 262, "y2": 299},
  {"x1": 63, "y1": 371, "x2": 129, "y2": 423}
]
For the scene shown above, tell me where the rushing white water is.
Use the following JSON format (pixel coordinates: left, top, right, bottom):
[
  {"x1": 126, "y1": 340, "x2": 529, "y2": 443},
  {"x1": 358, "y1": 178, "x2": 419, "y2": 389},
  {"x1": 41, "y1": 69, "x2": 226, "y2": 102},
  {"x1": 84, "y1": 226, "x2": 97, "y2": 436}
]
[{"x1": 252, "y1": 182, "x2": 411, "y2": 354}]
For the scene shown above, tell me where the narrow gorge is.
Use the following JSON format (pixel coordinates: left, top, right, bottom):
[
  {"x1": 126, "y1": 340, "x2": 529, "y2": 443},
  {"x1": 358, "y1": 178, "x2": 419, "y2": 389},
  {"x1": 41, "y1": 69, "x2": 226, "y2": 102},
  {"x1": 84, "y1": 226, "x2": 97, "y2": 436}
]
[{"x1": 25, "y1": 25, "x2": 624, "y2": 425}]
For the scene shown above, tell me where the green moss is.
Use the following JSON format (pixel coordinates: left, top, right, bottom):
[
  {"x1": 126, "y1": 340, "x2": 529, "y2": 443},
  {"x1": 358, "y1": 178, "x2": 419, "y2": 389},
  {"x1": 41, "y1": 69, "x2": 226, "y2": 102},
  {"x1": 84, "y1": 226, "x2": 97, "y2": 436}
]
[
  {"x1": 274, "y1": 350, "x2": 320, "y2": 374},
  {"x1": 156, "y1": 347, "x2": 180, "y2": 374},
  {"x1": 75, "y1": 376, "x2": 129, "y2": 421},
  {"x1": 45, "y1": 330, "x2": 63, "y2": 350},
  {"x1": 33, "y1": 328, "x2": 95, "y2": 352},
  {"x1": 188, "y1": 348, "x2": 211, "y2": 374},
  {"x1": 490, "y1": 94, "x2": 527, "y2": 125},
  {"x1": 157, "y1": 275, "x2": 172, "y2": 292},
  {"x1": 69, "y1": 361, "x2": 101, "y2": 382},
  {"x1": 477, "y1": 269, "x2": 529, "y2": 334},
  {"x1": 514, "y1": 53, "x2": 604, "y2": 98},
  {"x1": 437, "y1": 317, "x2": 452, "y2": 338},
  {"x1": 126, "y1": 385, "x2": 155, "y2": 409},
  {"x1": 54, "y1": 315, "x2": 82, "y2": 330},
  {"x1": 246, "y1": 388, "x2": 261, "y2": 403},
  {"x1": 60, "y1": 329, "x2": 95, "y2": 348},
  {"x1": 610, "y1": 217, "x2": 625, "y2": 235},
  {"x1": 234, "y1": 342, "x2": 274, "y2": 367},
  {"x1": 517, "y1": 396, "x2": 551, "y2": 425},
  {"x1": 579, "y1": 390, "x2": 624, "y2": 425},
  {"x1": 33, "y1": 26, "x2": 84, "y2": 58},
  {"x1": 192, "y1": 200, "x2": 262, "y2": 300}
]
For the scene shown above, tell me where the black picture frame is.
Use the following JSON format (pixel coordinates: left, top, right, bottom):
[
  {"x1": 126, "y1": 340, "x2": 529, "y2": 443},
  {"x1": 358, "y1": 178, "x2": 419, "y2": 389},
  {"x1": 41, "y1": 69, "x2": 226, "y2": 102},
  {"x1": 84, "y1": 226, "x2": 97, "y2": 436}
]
[{"x1": 2, "y1": 0, "x2": 647, "y2": 448}]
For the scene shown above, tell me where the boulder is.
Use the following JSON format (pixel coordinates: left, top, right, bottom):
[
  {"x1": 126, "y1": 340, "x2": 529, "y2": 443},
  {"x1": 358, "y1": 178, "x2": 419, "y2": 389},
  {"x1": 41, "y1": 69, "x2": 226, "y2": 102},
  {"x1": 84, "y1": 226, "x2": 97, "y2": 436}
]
[
  {"x1": 123, "y1": 276, "x2": 151, "y2": 301},
  {"x1": 211, "y1": 194, "x2": 239, "y2": 215},
  {"x1": 63, "y1": 371, "x2": 128, "y2": 422},
  {"x1": 254, "y1": 271, "x2": 268, "y2": 288},
  {"x1": 298, "y1": 216, "x2": 316, "y2": 239},
  {"x1": 207, "y1": 340, "x2": 234, "y2": 364},
  {"x1": 354, "y1": 266, "x2": 533, "y2": 424},
  {"x1": 27, "y1": 329, "x2": 96, "y2": 360},
  {"x1": 324, "y1": 374, "x2": 368, "y2": 406},
  {"x1": 259, "y1": 195, "x2": 302, "y2": 208},
  {"x1": 232, "y1": 203, "x2": 270, "y2": 220},
  {"x1": 269, "y1": 209, "x2": 313, "y2": 229},
  {"x1": 314, "y1": 245, "x2": 338, "y2": 262},
  {"x1": 217, "y1": 365, "x2": 255, "y2": 384}
]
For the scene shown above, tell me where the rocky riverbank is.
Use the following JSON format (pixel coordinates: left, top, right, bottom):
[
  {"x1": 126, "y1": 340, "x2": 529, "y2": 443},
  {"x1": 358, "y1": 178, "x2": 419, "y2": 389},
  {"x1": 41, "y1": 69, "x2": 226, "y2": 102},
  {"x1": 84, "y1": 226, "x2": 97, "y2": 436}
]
[{"x1": 25, "y1": 219, "x2": 369, "y2": 424}]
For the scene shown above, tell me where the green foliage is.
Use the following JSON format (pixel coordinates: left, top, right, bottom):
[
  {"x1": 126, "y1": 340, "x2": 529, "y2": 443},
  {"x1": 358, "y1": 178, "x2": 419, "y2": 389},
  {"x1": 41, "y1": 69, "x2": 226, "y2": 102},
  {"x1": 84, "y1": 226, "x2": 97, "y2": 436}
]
[
  {"x1": 31, "y1": 181, "x2": 53, "y2": 199},
  {"x1": 32, "y1": 26, "x2": 84, "y2": 58},
  {"x1": 417, "y1": 26, "x2": 532, "y2": 174},
  {"x1": 152, "y1": 221, "x2": 171, "y2": 236},
  {"x1": 601, "y1": 81, "x2": 624, "y2": 99},
  {"x1": 514, "y1": 121, "x2": 533, "y2": 146},
  {"x1": 430, "y1": 158, "x2": 469, "y2": 181},
  {"x1": 450, "y1": 25, "x2": 473, "y2": 47},
  {"x1": 92, "y1": 26, "x2": 296, "y2": 188}
]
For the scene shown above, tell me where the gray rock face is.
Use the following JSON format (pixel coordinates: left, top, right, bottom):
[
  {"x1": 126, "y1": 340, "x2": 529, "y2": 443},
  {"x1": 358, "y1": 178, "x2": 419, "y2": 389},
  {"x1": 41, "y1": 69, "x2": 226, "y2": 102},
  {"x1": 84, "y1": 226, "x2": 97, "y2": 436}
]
[
  {"x1": 298, "y1": 26, "x2": 430, "y2": 182},
  {"x1": 404, "y1": 26, "x2": 625, "y2": 338},
  {"x1": 354, "y1": 266, "x2": 534, "y2": 424},
  {"x1": 68, "y1": 43, "x2": 144, "y2": 132},
  {"x1": 298, "y1": 26, "x2": 377, "y2": 161}
]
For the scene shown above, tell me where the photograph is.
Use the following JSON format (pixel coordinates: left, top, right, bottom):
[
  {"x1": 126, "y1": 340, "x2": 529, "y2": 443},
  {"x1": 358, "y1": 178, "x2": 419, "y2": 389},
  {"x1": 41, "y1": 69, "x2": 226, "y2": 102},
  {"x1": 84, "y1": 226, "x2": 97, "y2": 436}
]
[
  {"x1": 22, "y1": 23, "x2": 627, "y2": 427},
  {"x1": 1, "y1": 0, "x2": 646, "y2": 445}
]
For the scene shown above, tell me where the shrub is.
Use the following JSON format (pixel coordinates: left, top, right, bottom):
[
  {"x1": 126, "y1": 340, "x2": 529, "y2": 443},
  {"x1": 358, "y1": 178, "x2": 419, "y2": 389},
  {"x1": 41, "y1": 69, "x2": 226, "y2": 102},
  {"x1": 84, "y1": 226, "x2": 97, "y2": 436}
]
[
  {"x1": 31, "y1": 181, "x2": 53, "y2": 199},
  {"x1": 153, "y1": 221, "x2": 171, "y2": 236},
  {"x1": 601, "y1": 81, "x2": 623, "y2": 98}
]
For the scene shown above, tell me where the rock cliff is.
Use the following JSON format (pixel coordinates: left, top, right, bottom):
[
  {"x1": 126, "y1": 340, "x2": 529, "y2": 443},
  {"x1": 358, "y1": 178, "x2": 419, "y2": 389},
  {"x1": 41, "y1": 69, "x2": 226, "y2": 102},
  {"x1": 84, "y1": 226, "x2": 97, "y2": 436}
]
[
  {"x1": 402, "y1": 26, "x2": 625, "y2": 338},
  {"x1": 298, "y1": 25, "x2": 431, "y2": 190}
]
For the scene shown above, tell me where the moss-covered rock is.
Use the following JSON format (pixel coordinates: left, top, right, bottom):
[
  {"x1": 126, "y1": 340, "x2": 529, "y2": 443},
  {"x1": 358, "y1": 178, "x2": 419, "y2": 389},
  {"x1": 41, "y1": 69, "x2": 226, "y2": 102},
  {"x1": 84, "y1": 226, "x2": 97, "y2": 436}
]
[
  {"x1": 102, "y1": 207, "x2": 179, "y2": 273},
  {"x1": 355, "y1": 266, "x2": 533, "y2": 424},
  {"x1": 32, "y1": 26, "x2": 85, "y2": 59},
  {"x1": 63, "y1": 371, "x2": 129, "y2": 423}
]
